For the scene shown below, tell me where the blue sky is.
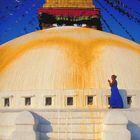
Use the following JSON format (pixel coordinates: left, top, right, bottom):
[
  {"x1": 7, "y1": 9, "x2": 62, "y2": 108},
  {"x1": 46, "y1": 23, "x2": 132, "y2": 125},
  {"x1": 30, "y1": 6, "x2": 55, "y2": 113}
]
[{"x1": 0, "y1": 0, "x2": 140, "y2": 45}]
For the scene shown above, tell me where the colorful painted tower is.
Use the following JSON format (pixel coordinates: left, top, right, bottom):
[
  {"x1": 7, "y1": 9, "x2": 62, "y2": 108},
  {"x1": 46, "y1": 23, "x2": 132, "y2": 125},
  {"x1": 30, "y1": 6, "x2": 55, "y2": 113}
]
[{"x1": 38, "y1": 0, "x2": 102, "y2": 30}]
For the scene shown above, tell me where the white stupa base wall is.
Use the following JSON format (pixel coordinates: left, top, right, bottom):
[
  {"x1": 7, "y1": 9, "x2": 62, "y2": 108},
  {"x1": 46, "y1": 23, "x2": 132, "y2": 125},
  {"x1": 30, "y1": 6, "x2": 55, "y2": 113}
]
[
  {"x1": 12, "y1": 111, "x2": 39, "y2": 140},
  {"x1": 102, "y1": 111, "x2": 131, "y2": 140},
  {"x1": 0, "y1": 109, "x2": 140, "y2": 140}
]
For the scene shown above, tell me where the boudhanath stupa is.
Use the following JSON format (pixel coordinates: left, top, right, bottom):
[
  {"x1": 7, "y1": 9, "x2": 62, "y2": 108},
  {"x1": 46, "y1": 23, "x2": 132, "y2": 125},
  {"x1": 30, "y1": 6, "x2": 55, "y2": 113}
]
[{"x1": 0, "y1": 0, "x2": 140, "y2": 140}]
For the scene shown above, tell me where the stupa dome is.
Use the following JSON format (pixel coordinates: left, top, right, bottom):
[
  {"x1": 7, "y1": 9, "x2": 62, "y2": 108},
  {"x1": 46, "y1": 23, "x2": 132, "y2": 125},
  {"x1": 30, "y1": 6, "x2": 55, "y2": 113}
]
[{"x1": 0, "y1": 27, "x2": 140, "y2": 91}]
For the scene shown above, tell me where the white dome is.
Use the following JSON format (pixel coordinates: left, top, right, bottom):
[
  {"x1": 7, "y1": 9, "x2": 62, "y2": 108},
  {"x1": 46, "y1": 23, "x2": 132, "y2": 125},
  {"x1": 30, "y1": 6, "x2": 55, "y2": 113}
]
[{"x1": 0, "y1": 27, "x2": 140, "y2": 91}]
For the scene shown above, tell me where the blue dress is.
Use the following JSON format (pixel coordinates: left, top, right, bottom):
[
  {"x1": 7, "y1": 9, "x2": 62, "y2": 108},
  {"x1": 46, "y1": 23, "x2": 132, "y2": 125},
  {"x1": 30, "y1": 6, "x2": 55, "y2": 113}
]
[{"x1": 110, "y1": 81, "x2": 123, "y2": 108}]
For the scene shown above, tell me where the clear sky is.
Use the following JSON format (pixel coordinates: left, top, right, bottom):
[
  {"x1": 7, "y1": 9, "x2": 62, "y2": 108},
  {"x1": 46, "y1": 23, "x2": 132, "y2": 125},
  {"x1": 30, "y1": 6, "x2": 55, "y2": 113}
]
[{"x1": 0, "y1": 0, "x2": 140, "y2": 45}]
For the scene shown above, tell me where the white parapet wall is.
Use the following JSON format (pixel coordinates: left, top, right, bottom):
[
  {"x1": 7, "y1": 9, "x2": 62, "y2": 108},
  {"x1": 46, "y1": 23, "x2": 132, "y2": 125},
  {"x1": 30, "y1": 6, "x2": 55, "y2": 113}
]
[{"x1": 0, "y1": 89, "x2": 140, "y2": 110}]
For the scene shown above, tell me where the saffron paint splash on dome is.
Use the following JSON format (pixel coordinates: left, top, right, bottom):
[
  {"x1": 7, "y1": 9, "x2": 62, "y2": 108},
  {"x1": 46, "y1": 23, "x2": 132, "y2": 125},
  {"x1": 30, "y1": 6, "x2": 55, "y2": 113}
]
[{"x1": 0, "y1": 27, "x2": 140, "y2": 91}]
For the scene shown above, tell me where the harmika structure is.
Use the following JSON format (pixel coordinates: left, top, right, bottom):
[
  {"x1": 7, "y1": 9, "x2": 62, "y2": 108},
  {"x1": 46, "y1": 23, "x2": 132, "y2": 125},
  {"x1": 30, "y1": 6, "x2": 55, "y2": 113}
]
[
  {"x1": 0, "y1": 1, "x2": 140, "y2": 140},
  {"x1": 38, "y1": 0, "x2": 102, "y2": 29}
]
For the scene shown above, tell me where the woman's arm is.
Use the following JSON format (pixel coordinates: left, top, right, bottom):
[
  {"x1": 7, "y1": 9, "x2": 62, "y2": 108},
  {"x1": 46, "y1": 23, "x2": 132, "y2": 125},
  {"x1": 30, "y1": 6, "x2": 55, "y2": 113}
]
[
  {"x1": 108, "y1": 80, "x2": 116, "y2": 87},
  {"x1": 108, "y1": 80, "x2": 112, "y2": 87}
]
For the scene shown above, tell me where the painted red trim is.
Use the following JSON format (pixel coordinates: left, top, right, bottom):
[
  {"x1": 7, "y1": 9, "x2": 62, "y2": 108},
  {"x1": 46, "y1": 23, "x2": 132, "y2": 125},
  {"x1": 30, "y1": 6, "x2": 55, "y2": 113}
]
[{"x1": 38, "y1": 8, "x2": 100, "y2": 17}]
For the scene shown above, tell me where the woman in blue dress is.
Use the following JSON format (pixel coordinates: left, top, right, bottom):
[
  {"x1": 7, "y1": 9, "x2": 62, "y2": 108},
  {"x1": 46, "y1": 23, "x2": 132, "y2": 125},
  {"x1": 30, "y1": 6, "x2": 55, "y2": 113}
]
[{"x1": 108, "y1": 75, "x2": 123, "y2": 108}]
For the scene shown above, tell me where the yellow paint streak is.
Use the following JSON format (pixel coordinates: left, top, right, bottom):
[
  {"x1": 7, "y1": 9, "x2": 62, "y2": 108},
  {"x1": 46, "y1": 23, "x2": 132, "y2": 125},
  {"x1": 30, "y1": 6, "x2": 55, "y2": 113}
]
[
  {"x1": 0, "y1": 37, "x2": 82, "y2": 73},
  {"x1": 0, "y1": 37, "x2": 99, "y2": 89},
  {"x1": 1, "y1": 34, "x2": 139, "y2": 74},
  {"x1": 89, "y1": 38, "x2": 140, "y2": 54}
]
